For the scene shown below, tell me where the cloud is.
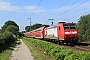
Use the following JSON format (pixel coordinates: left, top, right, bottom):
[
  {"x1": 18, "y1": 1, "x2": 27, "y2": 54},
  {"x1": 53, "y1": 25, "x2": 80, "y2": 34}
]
[
  {"x1": 0, "y1": 1, "x2": 20, "y2": 11},
  {"x1": 0, "y1": 1, "x2": 46, "y2": 13},
  {"x1": 23, "y1": 6, "x2": 46, "y2": 13}
]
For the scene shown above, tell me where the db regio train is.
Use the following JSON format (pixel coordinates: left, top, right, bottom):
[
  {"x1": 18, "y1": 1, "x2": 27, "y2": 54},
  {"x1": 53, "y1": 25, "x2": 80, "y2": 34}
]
[{"x1": 24, "y1": 22, "x2": 78, "y2": 44}]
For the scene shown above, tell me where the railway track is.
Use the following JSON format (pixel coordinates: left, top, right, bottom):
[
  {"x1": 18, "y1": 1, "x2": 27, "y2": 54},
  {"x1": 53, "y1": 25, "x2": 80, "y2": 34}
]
[
  {"x1": 51, "y1": 41, "x2": 90, "y2": 52},
  {"x1": 41, "y1": 39, "x2": 90, "y2": 52},
  {"x1": 73, "y1": 46, "x2": 90, "y2": 51},
  {"x1": 61, "y1": 43, "x2": 90, "y2": 52}
]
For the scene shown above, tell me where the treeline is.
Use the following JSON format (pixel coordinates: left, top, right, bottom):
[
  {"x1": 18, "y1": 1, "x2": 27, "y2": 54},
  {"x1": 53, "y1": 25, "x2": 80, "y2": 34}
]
[
  {"x1": 0, "y1": 20, "x2": 22, "y2": 52},
  {"x1": 77, "y1": 14, "x2": 90, "y2": 42},
  {"x1": 25, "y1": 23, "x2": 49, "y2": 32}
]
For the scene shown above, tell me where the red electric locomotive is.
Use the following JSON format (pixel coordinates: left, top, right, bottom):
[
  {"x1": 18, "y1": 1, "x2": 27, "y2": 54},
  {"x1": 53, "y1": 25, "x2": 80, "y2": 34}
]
[{"x1": 43, "y1": 22, "x2": 78, "y2": 44}]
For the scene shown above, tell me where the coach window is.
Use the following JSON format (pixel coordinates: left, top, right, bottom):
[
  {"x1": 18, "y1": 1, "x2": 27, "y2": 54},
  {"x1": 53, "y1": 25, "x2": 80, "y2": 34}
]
[{"x1": 59, "y1": 26, "x2": 60, "y2": 30}]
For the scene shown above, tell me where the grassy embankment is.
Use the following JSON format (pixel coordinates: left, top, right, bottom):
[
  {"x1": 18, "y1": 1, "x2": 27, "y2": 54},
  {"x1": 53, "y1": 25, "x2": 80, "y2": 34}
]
[
  {"x1": 22, "y1": 37, "x2": 52, "y2": 60},
  {"x1": 0, "y1": 49, "x2": 12, "y2": 60},
  {"x1": 22, "y1": 37, "x2": 90, "y2": 60},
  {"x1": 0, "y1": 40, "x2": 20, "y2": 60},
  {"x1": 0, "y1": 43, "x2": 16, "y2": 60}
]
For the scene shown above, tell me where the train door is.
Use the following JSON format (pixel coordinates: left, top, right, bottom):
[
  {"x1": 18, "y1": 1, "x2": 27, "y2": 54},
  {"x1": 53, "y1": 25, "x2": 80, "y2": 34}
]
[{"x1": 58, "y1": 24, "x2": 64, "y2": 40}]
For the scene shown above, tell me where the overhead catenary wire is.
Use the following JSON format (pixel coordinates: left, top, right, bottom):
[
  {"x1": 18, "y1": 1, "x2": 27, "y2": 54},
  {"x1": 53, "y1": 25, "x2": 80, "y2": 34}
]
[
  {"x1": 71, "y1": 0, "x2": 80, "y2": 6},
  {"x1": 52, "y1": 0, "x2": 80, "y2": 16},
  {"x1": 66, "y1": 10, "x2": 90, "y2": 20},
  {"x1": 31, "y1": 0, "x2": 42, "y2": 17},
  {"x1": 47, "y1": 0, "x2": 71, "y2": 15},
  {"x1": 55, "y1": 0, "x2": 90, "y2": 18},
  {"x1": 41, "y1": 0, "x2": 71, "y2": 23},
  {"x1": 44, "y1": 0, "x2": 80, "y2": 25}
]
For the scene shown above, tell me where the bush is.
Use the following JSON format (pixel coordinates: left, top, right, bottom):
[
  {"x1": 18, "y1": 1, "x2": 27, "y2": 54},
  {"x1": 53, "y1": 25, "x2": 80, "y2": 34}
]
[
  {"x1": 0, "y1": 31, "x2": 16, "y2": 52},
  {"x1": 3, "y1": 31, "x2": 16, "y2": 44},
  {"x1": 0, "y1": 33, "x2": 5, "y2": 44}
]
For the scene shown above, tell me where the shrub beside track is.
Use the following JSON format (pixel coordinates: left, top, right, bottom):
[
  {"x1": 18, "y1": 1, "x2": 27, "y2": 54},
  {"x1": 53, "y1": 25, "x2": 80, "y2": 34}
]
[{"x1": 23, "y1": 37, "x2": 90, "y2": 60}]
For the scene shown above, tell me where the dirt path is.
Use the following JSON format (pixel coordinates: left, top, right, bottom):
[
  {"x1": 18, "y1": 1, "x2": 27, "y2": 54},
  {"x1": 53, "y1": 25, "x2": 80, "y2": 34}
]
[{"x1": 11, "y1": 39, "x2": 34, "y2": 60}]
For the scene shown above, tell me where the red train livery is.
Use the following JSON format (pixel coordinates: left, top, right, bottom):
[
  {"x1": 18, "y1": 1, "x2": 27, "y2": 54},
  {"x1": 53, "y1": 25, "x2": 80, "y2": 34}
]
[{"x1": 24, "y1": 22, "x2": 78, "y2": 43}]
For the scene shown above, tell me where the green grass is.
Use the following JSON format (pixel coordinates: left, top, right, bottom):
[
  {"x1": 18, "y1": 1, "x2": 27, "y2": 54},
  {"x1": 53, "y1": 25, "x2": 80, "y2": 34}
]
[
  {"x1": 22, "y1": 37, "x2": 50, "y2": 60},
  {"x1": 0, "y1": 49, "x2": 12, "y2": 60},
  {"x1": 0, "y1": 42, "x2": 16, "y2": 60}
]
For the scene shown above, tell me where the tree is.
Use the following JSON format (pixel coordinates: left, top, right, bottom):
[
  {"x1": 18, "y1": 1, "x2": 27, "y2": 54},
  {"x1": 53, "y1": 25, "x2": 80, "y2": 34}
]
[
  {"x1": 0, "y1": 29, "x2": 2, "y2": 33},
  {"x1": 0, "y1": 20, "x2": 20, "y2": 52},
  {"x1": 0, "y1": 33, "x2": 5, "y2": 44},
  {"x1": 3, "y1": 31, "x2": 16, "y2": 44},
  {"x1": 17, "y1": 32, "x2": 22, "y2": 38},
  {"x1": 25, "y1": 26, "x2": 30, "y2": 32},
  {"x1": 77, "y1": 14, "x2": 90, "y2": 42},
  {"x1": 2, "y1": 20, "x2": 19, "y2": 32},
  {"x1": 5, "y1": 25, "x2": 19, "y2": 35}
]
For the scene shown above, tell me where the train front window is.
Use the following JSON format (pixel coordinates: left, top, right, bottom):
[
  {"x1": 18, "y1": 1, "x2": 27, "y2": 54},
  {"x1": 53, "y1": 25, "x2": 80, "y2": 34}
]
[
  {"x1": 63, "y1": 24, "x2": 69, "y2": 26},
  {"x1": 70, "y1": 27, "x2": 76, "y2": 29},
  {"x1": 64, "y1": 27, "x2": 69, "y2": 30},
  {"x1": 63, "y1": 23, "x2": 76, "y2": 30},
  {"x1": 69, "y1": 24, "x2": 75, "y2": 26}
]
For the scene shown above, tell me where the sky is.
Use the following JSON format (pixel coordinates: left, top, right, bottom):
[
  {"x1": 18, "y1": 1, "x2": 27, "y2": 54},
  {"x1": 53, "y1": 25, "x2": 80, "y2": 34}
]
[{"x1": 0, "y1": 0, "x2": 90, "y2": 31}]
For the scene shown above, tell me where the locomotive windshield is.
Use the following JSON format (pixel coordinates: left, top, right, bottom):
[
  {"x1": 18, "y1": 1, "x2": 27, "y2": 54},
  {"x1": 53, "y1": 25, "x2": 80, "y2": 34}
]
[{"x1": 63, "y1": 23, "x2": 76, "y2": 30}]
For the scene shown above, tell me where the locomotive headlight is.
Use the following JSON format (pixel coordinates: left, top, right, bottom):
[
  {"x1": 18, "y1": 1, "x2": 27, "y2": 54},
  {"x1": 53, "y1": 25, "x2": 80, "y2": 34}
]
[
  {"x1": 72, "y1": 32, "x2": 77, "y2": 34},
  {"x1": 65, "y1": 32, "x2": 70, "y2": 34},
  {"x1": 65, "y1": 32, "x2": 77, "y2": 34}
]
